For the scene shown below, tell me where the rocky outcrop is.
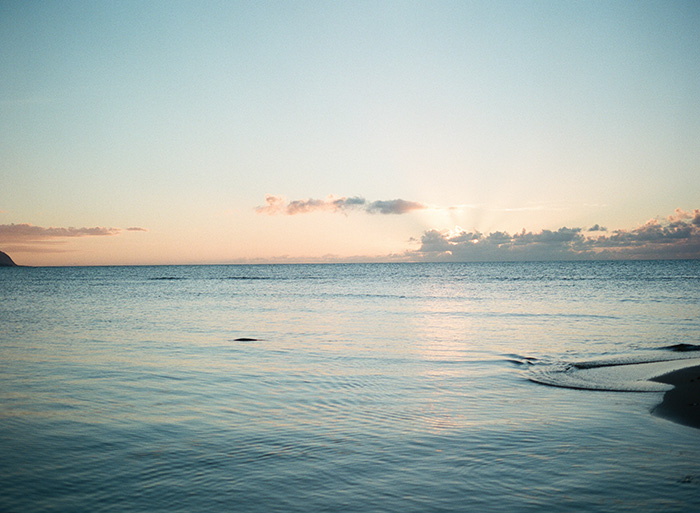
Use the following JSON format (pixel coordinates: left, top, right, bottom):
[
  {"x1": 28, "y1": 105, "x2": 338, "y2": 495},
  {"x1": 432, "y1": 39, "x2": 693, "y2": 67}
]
[{"x1": 0, "y1": 251, "x2": 18, "y2": 267}]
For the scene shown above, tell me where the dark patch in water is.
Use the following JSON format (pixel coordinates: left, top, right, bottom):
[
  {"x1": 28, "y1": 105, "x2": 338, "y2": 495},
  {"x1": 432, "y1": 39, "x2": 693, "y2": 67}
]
[
  {"x1": 234, "y1": 337, "x2": 260, "y2": 342},
  {"x1": 664, "y1": 343, "x2": 700, "y2": 352},
  {"x1": 148, "y1": 277, "x2": 186, "y2": 281}
]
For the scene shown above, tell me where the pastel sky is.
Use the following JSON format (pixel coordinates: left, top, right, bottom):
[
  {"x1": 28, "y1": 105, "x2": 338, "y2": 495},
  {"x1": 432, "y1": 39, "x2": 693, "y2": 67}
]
[{"x1": 1, "y1": 1, "x2": 699, "y2": 265}]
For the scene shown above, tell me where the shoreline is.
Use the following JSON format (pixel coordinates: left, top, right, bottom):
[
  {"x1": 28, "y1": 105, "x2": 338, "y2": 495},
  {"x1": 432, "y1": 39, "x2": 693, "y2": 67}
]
[{"x1": 651, "y1": 364, "x2": 700, "y2": 430}]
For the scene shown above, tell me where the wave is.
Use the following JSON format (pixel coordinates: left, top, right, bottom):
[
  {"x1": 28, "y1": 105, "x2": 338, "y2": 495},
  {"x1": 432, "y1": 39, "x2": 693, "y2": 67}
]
[
  {"x1": 528, "y1": 350, "x2": 700, "y2": 392},
  {"x1": 147, "y1": 276, "x2": 328, "y2": 282},
  {"x1": 223, "y1": 276, "x2": 277, "y2": 280}
]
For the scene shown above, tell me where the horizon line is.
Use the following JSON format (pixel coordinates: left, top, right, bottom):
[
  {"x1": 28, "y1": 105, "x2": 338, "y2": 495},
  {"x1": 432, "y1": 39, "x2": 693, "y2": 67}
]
[{"x1": 5, "y1": 256, "x2": 699, "y2": 268}]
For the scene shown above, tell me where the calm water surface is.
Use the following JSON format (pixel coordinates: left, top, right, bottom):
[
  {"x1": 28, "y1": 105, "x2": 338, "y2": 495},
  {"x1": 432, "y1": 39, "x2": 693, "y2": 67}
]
[{"x1": 1, "y1": 261, "x2": 699, "y2": 512}]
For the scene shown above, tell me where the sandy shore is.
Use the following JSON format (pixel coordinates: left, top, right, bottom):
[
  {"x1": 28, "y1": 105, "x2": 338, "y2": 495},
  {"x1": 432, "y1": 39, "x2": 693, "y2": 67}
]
[{"x1": 651, "y1": 365, "x2": 700, "y2": 430}]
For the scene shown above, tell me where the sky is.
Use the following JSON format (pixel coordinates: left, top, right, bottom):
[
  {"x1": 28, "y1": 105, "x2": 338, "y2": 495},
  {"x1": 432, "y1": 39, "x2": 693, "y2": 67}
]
[{"x1": 1, "y1": 0, "x2": 699, "y2": 265}]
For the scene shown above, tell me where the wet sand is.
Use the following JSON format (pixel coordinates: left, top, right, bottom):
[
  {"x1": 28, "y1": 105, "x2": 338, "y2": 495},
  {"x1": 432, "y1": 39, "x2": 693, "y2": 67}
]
[{"x1": 651, "y1": 365, "x2": 700, "y2": 430}]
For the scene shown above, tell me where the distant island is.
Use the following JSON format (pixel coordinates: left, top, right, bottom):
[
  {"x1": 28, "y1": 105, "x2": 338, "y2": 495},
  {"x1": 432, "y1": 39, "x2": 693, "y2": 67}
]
[{"x1": 0, "y1": 251, "x2": 18, "y2": 267}]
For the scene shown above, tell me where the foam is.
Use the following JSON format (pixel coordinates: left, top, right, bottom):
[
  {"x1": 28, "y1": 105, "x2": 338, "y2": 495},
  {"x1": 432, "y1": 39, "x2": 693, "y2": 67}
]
[{"x1": 529, "y1": 356, "x2": 700, "y2": 392}]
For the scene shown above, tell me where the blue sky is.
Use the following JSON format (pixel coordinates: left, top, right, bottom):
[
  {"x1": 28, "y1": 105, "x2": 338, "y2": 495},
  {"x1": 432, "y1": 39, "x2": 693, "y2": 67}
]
[{"x1": 1, "y1": 1, "x2": 699, "y2": 264}]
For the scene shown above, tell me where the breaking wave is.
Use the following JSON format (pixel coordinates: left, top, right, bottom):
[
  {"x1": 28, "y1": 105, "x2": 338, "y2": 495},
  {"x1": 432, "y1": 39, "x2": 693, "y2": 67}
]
[{"x1": 529, "y1": 349, "x2": 700, "y2": 392}]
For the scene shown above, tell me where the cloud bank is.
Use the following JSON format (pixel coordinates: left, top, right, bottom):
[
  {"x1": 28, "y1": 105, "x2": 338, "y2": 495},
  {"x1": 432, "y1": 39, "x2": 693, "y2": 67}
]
[
  {"x1": 256, "y1": 194, "x2": 427, "y2": 216},
  {"x1": 0, "y1": 224, "x2": 122, "y2": 241},
  {"x1": 411, "y1": 208, "x2": 700, "y2": 261},
  {"x1": 0, "y1": 223, "x2": 147, "y2": 252}
]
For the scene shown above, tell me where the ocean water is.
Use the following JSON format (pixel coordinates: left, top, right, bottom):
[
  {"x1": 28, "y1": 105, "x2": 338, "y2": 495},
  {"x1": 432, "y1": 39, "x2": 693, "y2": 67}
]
[{"x1": 1, "y1": 260, "x2": 699, "y2": 512}]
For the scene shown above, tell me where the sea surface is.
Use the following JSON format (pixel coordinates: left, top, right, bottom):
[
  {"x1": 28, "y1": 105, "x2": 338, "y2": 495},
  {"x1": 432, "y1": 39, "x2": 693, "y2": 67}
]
[{"x1": 1, "y1": 260, "x2": 699, "y2": 512}]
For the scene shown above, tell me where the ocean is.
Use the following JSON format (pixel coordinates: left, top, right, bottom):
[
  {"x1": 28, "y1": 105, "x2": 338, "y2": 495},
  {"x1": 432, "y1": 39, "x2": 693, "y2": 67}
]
[{"x1": 1, "y1": 260, "x2": 699, "y2": 512}]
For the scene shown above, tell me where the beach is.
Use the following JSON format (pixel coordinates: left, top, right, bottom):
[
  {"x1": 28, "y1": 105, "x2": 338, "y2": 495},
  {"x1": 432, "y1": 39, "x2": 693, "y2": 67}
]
[{"x1": 652, "y1": 364, "x2": 700, "y2": 430}]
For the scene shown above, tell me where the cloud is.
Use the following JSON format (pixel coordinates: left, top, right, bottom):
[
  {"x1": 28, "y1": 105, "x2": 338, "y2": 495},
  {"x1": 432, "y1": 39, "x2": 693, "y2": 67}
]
[
  {"x1": 0, "y1": 223, "x2": 147, "y2": 253},
  {"x1": 286, "y1": 196, "x2": 367, "y2": 215},
  {"x1": 255, "y1": 195, "x2": 287, "y2": 215},
  {"x1": 589, "y1": 215, "x2": 699, "y2": 250},
  {"x1": 668, "y1": 208, "x2": 700, "y2": 227},
  {"x1": 365, "y1": 199, "x2": 426, "y2": 215},
  {"x1": 255, "y1": 194, "x2": 427, "y2": 216},
  {"x1": 411, "y1": 208, "x2": 700, "y2": 262},
  {"x1": 0, "y1": 224, "x2": 121, "y2": 241},
  {"x1": 126, "y1": 227, "x2": 148, "y2": 232},
  {"x1": 416, "y1": 227, "x2": 590, "y2": 261}
]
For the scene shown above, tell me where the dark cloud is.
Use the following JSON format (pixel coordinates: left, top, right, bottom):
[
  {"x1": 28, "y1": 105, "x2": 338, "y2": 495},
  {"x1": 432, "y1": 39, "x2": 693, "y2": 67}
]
[
  {"x1": 255, "y1": 194, "x2": 427, "y2": 216},
  {"x1": 416, "y1": 227, "x2": 590, "y2": 261},
  {"x1": 0, "y1": 223, "x2": 146, "y2": 253},
  {"x1": 0, "y1": 223, "x2": 121, "y2": 241},
  {"x1": 419, "y1": 230, "x2": 455, "y2": 253},
  {"x1": 589, "y1": 218, "x2": 696, "y2": 248},
  {"x1": 511, "y1": 227, "x2": 583, "y2": 245},
  {"x1": 285, "y1": 196, "x2": 368, "y2": 215},
  {"x1": 588, "y1": 224, "x2": 606, "y2": 232},
  {"x1": 411, "y1": 209, "x2": 700, "y2": 261},
  {"x1": 365, "y1": 199, "x2": 426, "y2": 215},
  {"x1": 286, "y1": 198, "x2": 330, "y2": 215}
]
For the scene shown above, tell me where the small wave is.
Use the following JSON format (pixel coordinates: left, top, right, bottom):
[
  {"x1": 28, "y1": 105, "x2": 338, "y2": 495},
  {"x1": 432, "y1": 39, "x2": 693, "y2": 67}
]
[
  {"x1": 148, "y1": 277, "x2": 187, "y2": 281},
  {"x1": 224, "y1": 276, "x2": 276, "y2": 280},
  {"x1": 503, "y1": 354, "x2": 538, "y2": 366},
  {"x1": 493, "y1": 312, "x2": 619, "y2": 320},
  {"x1": 529, "y1": 354, "x2": 700, "y2": 392}
]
